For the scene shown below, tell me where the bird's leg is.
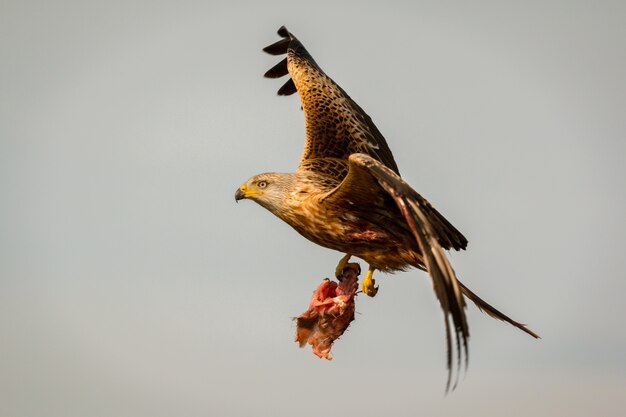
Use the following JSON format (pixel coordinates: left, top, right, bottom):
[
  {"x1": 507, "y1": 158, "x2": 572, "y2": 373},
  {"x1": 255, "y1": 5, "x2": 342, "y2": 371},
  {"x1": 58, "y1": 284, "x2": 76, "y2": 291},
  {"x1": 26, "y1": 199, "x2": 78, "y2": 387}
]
[
  {"x1": 362, "y1": 266, "x2": 379, "y2": 297},
  {"x1": 335, "y1": 253, "x2": 361, "y2": 280}
]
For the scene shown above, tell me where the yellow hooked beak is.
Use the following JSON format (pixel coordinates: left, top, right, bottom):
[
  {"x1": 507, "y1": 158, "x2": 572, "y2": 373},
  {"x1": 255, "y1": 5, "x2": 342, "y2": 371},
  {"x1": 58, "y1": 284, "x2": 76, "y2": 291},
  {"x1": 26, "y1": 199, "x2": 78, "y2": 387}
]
[{"x1": 234, "y1": 184, "x2": 262, "y2": 201}]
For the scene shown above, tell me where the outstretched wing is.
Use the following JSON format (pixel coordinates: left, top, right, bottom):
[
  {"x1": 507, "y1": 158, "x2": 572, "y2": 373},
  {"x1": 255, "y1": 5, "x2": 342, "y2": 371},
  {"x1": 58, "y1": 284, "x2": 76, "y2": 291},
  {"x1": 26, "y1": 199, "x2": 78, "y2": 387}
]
[
  {"x1": 263, "y1": 26, "x2": 400, "y2": 175},
  {"x1": 324, "y1": 153, "x2": 469, "y2": 391}
]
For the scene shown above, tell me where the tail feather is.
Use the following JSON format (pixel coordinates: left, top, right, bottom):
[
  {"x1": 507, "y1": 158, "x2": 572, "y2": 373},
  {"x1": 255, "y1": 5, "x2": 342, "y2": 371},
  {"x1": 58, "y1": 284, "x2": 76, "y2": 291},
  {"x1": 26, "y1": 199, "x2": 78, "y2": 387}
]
[{"x1": 458, "y1": 280, "x2": 540, "y2": 339}]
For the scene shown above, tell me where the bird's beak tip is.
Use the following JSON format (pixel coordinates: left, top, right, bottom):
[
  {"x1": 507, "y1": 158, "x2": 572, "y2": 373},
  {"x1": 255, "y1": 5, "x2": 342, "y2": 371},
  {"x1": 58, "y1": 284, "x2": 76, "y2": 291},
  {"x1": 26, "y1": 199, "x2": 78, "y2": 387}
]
[{"x1": 235, "y1": 187, "x2": 246, "y2": 202}]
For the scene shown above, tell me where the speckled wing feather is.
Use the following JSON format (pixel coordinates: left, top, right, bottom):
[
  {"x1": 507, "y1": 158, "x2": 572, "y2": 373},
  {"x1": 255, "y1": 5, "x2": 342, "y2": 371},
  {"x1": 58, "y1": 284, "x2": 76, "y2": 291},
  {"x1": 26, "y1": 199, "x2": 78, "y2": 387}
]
[{"x1": 263, "y1": 26, "x2": 400, "y2": 176}]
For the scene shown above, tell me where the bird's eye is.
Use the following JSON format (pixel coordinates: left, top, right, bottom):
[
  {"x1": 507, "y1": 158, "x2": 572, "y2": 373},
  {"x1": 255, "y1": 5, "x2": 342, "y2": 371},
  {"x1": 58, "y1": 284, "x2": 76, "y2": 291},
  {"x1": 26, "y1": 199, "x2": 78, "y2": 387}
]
[{"x1": 257, "y1": 181, "x2": 268, "y2": 189}]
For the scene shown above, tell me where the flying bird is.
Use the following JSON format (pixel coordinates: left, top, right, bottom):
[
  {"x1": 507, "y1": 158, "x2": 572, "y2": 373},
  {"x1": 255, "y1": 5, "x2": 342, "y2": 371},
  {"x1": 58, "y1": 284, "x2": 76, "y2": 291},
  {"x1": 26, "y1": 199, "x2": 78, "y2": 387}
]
[{"x1": 235, "y1": 26, "x2": 538, "y2": 390}]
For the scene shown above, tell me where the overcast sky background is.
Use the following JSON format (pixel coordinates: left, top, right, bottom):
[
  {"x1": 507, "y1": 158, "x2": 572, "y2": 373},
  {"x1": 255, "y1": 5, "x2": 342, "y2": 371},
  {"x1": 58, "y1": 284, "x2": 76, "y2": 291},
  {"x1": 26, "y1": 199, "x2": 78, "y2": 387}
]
[{"x1": 2, "y1": 1, "x2": 625, "y2": 416}]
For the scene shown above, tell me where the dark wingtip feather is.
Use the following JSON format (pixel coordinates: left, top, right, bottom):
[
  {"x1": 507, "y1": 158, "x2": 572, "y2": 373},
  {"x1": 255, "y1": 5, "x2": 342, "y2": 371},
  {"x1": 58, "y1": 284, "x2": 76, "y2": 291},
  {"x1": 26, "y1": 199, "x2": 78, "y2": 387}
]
[
  {"x1": 263, "y1": 27, "x2": 298, "y2": 97},
  {"x1": 264, "y1": 57, "x2": 289, "y2": 78},
  {"x1": 263, "y1": 38, "x2": 290, "y2": 55},
  {"x1": 277, "y1": 78, "x2": 297, "y2": 95},
  {"x1": 277, "y1": 25, "x2": 290, "y2": 38}
]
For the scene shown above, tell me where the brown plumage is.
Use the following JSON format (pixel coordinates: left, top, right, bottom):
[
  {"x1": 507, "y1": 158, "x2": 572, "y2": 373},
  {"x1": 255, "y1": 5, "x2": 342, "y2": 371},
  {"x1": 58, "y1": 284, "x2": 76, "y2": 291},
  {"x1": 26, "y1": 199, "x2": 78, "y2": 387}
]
[{"x1": 236, "y1": 26, "x2": 538, "y2": 391}]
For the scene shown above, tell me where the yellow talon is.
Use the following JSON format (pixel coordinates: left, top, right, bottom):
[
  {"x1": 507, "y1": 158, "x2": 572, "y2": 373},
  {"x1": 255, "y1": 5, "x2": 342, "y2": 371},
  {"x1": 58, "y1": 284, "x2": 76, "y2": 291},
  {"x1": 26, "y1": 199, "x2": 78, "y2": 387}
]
[
  {"x1": 335, "y1": 254, "x2": 352, "y2": 278},
  {"x1": 362, "y1": 268, "x2": 379, "y2": 297}
]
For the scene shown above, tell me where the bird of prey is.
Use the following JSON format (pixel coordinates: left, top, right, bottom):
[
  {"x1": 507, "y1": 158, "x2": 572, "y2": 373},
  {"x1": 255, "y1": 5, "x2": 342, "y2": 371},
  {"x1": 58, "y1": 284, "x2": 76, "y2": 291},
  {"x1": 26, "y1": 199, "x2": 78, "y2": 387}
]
[{"x1": 235, "y1": 26, "x2": 538, "y2": 390}]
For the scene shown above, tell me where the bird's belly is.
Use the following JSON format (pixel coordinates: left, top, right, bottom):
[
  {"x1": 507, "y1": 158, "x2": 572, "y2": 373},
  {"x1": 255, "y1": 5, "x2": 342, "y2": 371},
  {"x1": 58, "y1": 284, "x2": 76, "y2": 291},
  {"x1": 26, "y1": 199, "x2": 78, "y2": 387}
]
[{"x1": 284, "y1": 206, "x2": 417, "y2": 272}]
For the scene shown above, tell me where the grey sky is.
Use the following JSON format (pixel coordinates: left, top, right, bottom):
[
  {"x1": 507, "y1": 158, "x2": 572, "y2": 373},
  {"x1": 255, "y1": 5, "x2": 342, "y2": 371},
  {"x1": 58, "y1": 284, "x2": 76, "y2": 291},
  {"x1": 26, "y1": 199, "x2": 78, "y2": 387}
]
[{"x1": 1, "y1": 1, "x2": 625, "y2": 416}]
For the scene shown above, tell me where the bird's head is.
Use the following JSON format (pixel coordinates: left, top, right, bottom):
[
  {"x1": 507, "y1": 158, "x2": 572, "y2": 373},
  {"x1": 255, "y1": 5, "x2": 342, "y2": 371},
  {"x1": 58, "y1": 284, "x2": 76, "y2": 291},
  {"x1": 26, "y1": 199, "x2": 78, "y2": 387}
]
[{"x1": 235, "y1": 172, "x2": 296, "y2": 215}]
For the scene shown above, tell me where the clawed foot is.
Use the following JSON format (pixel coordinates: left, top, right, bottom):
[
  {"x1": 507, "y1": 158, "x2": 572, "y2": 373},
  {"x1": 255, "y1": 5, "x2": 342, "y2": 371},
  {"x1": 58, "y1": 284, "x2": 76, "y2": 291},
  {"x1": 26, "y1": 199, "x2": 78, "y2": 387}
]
[
  {"x1": 362, "y1": 268, "x2": 379, "y2": 297},
  {"x1": 335, "y1": 254, "x2": 360, "y2": 279},
  {"x1": 335, "y1": 255, "x2": 377, "y2": 295}
]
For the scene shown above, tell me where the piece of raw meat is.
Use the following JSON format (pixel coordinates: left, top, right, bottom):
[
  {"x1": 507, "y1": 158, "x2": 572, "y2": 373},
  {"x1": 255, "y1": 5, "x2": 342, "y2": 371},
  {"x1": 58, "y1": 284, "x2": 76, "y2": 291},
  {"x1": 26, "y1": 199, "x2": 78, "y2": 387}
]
[{"x1": 294, "y1": 263, "x2": 360, "y2": 360}]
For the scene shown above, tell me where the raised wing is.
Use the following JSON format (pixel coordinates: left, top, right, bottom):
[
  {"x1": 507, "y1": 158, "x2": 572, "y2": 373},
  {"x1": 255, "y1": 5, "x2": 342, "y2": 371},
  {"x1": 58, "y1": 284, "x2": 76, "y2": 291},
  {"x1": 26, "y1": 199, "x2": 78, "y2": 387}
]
[
  {"x1": 263, "y1": 26, "x2": 400, "y2": 175},
  {"x1": 325, "y1": 153, "x2": 538, "y2": 391}
]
